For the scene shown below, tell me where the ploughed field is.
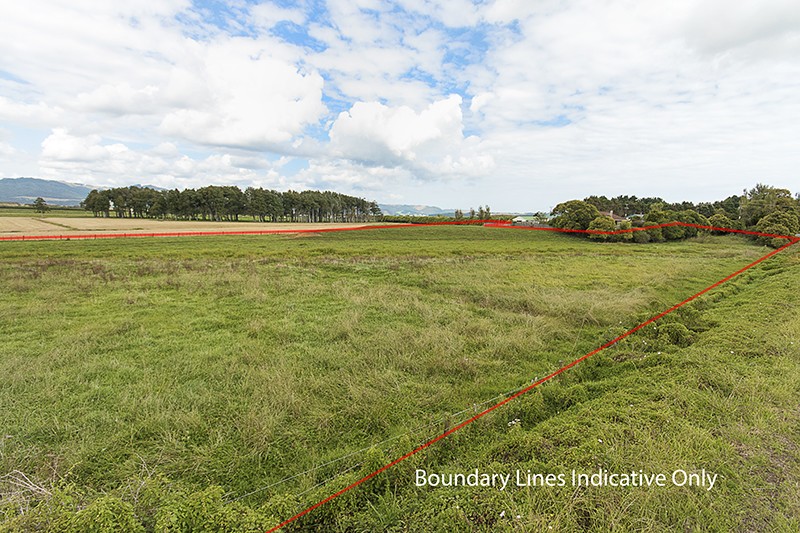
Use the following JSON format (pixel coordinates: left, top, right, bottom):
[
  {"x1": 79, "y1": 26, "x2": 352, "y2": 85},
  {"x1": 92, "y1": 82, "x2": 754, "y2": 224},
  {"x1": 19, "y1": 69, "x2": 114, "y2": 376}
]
[
  {"x1": 0, "y1": 215, "x2": 386, "y2": 237},
  {"x1": 1, "y1": 226, "x2": 798, "y2": 531}
]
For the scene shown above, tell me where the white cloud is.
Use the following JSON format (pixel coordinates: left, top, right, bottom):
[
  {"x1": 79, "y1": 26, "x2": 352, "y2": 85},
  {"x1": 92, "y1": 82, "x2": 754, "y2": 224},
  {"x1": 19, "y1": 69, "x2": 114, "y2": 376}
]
[
  {"x1": 469, "y1": 92, "x2": 494, "y2": 114},
  {"x1": 41, "y1": 129, "x2": 128, "y2": 163},
  {"x1": 680, "y1": 0, "x2": 800, "y2": 54},
  {"x1": 250, "y1": 3, "x2": 305, "y2": 28},
  {"x1": 396, "y1": 0, "x2": 482, "y2": 27},
  {"x1": 159, "y1": 37, "x2": 326, "y2": 150},
  {"x1": 75, "y1": 83, "x2": 162, "y2": 115},
  {"x1": 0, "y1": 96, "x2": 62, "y2": 126},
  {"x1": 0, "y1": 1, "x2": 799, "y2": 209},
  {"x1": 37, "y1": 129, "x2": 285, "y2": 189},
  {"x1": 0, "y1": 141, "x2": 16, "y2": 158},
  {"x1": 0, "y1": 2, "x2": 325, "y2": 153},
  {"x1": 329, "y1": 95, "x2": 493, "y2": 179}
]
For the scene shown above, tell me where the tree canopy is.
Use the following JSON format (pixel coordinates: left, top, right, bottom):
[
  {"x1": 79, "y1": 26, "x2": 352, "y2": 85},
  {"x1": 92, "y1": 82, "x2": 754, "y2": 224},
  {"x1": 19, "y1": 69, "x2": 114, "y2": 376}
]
[
  {"x1": 557, "y1": 183, "x2": 799, "y2": 248},
  {"x1": 81, "y1": 186, "x2": 381, "y2": 223},
  {"x1": 32, "y1": 197, "x2": 49, "y2": 213},
  {"x1": 550, "y1": 200, "x2": 600, "y2": 230}
]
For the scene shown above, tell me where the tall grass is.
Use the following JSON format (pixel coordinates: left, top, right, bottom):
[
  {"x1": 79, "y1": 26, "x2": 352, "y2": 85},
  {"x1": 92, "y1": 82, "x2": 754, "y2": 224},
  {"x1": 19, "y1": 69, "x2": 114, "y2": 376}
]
[{"x1": 1, "y1": 227, "x2": 795, "y2": 531}]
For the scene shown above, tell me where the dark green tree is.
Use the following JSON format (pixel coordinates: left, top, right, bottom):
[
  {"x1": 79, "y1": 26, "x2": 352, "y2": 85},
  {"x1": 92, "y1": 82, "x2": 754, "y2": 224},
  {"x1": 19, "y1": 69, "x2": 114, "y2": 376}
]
[
  {"x1": 32, "y1": 197, "x2": 49, "y2": 213},
  {"x1": 551, "y1": 200, "x2": 600, "y2": 230},
  {"x1": 740, "y1": 184, "x2": 794, "y2": 227}
]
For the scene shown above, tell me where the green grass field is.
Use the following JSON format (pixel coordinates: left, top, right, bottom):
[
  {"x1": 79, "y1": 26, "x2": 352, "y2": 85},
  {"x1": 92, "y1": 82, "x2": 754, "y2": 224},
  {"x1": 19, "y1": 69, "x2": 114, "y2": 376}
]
[
  {"x1": 1, "y1": 226, "x2": 798, "y2": 531},
  {"x1": 0, "y1": 206, "x2": 88, "y2": 217}
]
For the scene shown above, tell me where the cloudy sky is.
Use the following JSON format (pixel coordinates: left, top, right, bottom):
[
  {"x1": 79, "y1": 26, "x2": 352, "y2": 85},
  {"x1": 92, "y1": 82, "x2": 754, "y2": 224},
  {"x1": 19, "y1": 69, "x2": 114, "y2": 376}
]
[{"x1": 1, "y1": 1, "x2": 798, "y2": 211}]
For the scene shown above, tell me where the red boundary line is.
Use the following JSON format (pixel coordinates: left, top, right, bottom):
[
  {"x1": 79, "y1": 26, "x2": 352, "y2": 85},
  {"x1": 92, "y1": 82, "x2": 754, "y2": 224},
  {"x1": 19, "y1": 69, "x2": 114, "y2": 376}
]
[
  {"x1": 1, "y1": 219, "x2": 796, "y2": 243},
  {"x1": 260, "y1": 222, "x2": 798, "y2": 532},
  {"x1": 4, "y1": 220, "x2": 797, "y2": 530},
  {"x1": 0, "y1": 220, "x2": 496, "y2": 241}
]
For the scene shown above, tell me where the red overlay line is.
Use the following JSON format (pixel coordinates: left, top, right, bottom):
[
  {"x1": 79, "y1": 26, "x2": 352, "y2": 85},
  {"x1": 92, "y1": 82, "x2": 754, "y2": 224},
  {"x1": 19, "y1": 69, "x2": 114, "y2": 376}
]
[
  {"x1": 261, "y1": 222, "x2": 797, "y2": 533},
  {"x1": 0, "y1": 219, "x2": 497, "y2": 241},
  {"x1": 4, "y1": 220, "x2": 797, "y2": 530}
]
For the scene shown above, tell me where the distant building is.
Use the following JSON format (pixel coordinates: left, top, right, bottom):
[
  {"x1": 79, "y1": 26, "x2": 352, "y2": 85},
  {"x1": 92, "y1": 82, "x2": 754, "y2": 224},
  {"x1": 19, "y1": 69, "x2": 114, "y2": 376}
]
[
  {"x1": 512, "y1": 214, "x2": 552, "y2": 226},
  {"x1": 599, "y1": 210, "x2": 626, "y2": 223}
]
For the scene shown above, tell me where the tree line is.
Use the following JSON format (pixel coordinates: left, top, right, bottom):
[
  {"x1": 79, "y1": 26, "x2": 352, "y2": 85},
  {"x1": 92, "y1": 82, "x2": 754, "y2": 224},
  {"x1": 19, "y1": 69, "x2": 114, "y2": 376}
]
[
  {"x1": 551, "y1": 184, "x2": 800, "y2": 248},
  {"x1": 81, "y1": 186, "x2": 381, "y2": 223}
]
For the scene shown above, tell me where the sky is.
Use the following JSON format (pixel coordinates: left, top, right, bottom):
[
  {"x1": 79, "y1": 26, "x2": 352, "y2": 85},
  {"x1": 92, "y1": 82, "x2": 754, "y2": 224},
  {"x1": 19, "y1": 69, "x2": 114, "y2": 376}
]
[{"x1": 0, "y1": 0, "x2": 799, "y2": 212}]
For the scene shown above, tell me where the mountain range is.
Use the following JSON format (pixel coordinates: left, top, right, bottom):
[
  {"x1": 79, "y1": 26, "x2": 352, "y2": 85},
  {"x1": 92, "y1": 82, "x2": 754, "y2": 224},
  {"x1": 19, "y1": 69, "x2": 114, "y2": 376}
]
[
  {"x1": 376, "y1": 204, "x2": 455, "y2": 216},
  {"x1": 0, "y1": 177, "x2": 95, "y2": 206}
]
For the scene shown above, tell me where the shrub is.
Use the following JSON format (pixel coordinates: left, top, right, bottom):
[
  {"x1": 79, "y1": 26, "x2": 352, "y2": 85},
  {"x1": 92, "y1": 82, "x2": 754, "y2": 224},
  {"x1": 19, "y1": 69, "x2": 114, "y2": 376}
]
[
  {"x1": 587, "y1": 216, "x2": 616, "y2": 241},
  {"x1": 551, "y1": 200, "x2": 600, "y2": 230},
  {"x1": 612, "y1": 220, "x2": 634, "y2": 242},
  {"x1": 646, "y1": 226, "x2": 664, "y2": 242},
  {"x1": 758, "y1": 225, "x2": 792, "y2": 248},
  {"x1": 632, "y1": 229, "x2": 651, "y2": 244},
  {"x1": 707, "y1": 213, "x2": 735, "y2": 235},
  {"x1": 154, "y1": 486, "x2": 267, "y2": 533},
  {"x1": 68, "y1": 496, "x2": 144, "y2": 533},
  {"x1": 756, "y1": 211, "x2": 799, "y2": 235},
  {"x1": 677, "y1": 210, "x2": 709, "y2": 237}
]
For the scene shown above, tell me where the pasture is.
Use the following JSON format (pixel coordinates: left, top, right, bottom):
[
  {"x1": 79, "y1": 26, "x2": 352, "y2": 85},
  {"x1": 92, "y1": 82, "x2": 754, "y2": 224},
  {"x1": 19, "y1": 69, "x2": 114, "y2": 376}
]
[{"x1": 1, "y1": 226, "x2": 798, "y2": 531}]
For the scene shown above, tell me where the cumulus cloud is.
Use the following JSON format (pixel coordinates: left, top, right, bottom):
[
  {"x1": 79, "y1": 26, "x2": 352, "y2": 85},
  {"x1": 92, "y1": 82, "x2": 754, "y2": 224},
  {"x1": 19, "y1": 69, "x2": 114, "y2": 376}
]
[
  {"x1": 159, "y1": 37, "x2": 326, "y2": 150},
  {"x1": 0, "y1": 2, "x2": 326, "y2": 153},
  {"x1": 1, "y1": 1, "x2": 799, "y2": 209},
  {"x1": 298, "y1": 159, "x2": 414, "y2": 192},
  {"x1": 41, "y1": 129, "x2": 129, "y2": 163},
  {"x1": 75, "y1": 83, "x2": 162, "y2": 115},
  {"x1": 38, "y1": 129, "x2": 284, "y2": 189},
  {"x1": 329, "y1": 95, "x2": 493, "y2": 178},
  {"x1": 0, "y1": 96, "x2": 62, "y2": 126}
]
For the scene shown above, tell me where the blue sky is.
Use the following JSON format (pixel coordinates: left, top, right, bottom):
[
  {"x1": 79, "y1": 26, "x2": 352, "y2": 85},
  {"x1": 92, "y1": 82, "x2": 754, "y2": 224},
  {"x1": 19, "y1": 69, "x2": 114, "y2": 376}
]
[{"x1": 1, "y1": 1, "x2": 799, "y2": 211}]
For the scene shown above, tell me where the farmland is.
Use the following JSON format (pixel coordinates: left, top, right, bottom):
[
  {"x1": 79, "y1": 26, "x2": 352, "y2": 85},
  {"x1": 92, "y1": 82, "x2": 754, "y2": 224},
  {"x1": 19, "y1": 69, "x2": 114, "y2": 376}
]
[
  {"x1": 0, "y1": 213, "x2": 386, "y2": 238},
  {"x1": 1, "y1": 226, "x2": 798, "y2": 531}
]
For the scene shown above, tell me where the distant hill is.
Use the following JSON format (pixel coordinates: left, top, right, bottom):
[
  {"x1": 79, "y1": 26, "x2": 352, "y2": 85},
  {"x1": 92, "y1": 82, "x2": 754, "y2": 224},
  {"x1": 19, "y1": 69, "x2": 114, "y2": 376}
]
[
  {"x1": 0, "y1": 177, "x2": 96, "y2": 206},
  {"x1": 378, "y1": 203, "x2": 455, "y2": 216},
  {"x1": 0, "y1": 178, "x2": 169, "y2": 206}
]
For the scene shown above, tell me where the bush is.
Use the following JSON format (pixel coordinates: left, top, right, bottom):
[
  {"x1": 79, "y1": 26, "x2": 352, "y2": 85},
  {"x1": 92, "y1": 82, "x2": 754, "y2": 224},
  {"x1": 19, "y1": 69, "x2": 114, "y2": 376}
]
[
  {"x1": 707, "y1": 213, "x2": 735, "y2": 234},
  {"x1": 154, "y1": 486, "x2": 267, "y2": 533},
  {"x1": 68, "y1": 496, "x2": 144, "y2": 533},
  {"x1": 646, "y1": 226, "x2": 664, "y2": 242},
  {"x1": 662, "y1": 224, "x2": 686, "y2": 240},
  {"x1": 756, "y1": 211, "x2": 799, "y2": 235},
  {"x1": 612, "y1": 220, "x2": 634, "y2": 242},
  {"x1": 754, "y1": 221, "x2": 793, "y2": 248},
  {"x1": 587, "y1": 216, "x2": 616, "y2": 241},
  {"x1": 677, "y1": 210, "x2": 709, "y2": 237},
  {"x1": 632, "y1": 230, "x2": 651, "y2": 244},
  {"x1": 551, "y1": 200, "x2": 600, "y2": 230}
]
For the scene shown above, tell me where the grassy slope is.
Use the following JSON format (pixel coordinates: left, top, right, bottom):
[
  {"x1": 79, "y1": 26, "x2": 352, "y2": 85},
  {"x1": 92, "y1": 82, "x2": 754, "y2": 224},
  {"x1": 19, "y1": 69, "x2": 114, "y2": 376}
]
[
  {"x1": 0, "y1": 227, "x2": 797, "y2": 531},
  {"x1": 376, "y1": 240, "x2": 800, "y2": 532}
]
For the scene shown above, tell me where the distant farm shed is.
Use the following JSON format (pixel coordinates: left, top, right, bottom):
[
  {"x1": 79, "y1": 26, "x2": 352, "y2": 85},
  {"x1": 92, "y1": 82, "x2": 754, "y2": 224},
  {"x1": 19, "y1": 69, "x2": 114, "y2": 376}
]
[{"x1": 599, "y1": 210, "x2": 626, "y2": 223}]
